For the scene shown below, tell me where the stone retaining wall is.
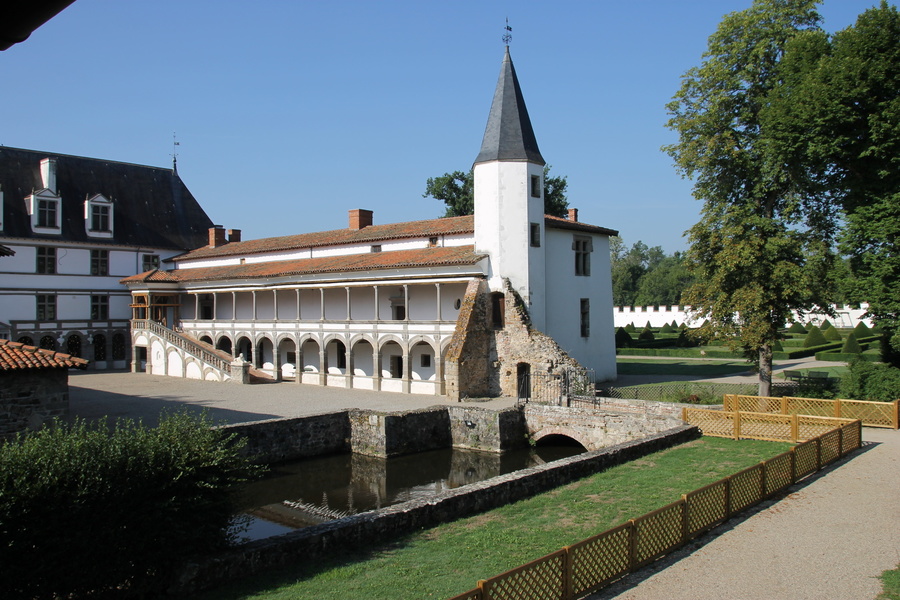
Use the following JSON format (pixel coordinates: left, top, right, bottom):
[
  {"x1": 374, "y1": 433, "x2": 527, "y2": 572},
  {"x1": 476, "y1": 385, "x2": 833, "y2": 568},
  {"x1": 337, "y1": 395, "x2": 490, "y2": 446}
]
[
  {"x1": 221, "y1": 413, "x2": 351, "y2": 464},
  {"x1": 524, "y1": 404, "x2": 683, "y2": 450},
  {"x1": 350, "y1": 407, "x2": 452, "y2": 458},
  {"x1": 0, "y1": 370, "x2": 70, "y2": 439},
  {"x1": 173, "y1": 424, "x2": 700, "y2": 595}
]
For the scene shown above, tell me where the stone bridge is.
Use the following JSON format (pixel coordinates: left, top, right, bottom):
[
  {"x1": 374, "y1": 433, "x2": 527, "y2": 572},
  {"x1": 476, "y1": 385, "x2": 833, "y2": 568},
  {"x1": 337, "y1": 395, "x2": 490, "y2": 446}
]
[{"x1": 522, "y1": 404, "x2": 683, "y2": 452}]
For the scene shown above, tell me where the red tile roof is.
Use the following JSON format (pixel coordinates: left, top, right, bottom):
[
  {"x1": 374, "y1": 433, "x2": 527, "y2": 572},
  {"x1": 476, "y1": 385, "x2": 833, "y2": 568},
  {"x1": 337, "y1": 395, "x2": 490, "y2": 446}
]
[
  {"x1": 173, "y1": 215, "x2": 476, "y2": 262},
  {"x1": 544, "y1": 215, "x2": 619, "y2": 236},
  {"x1": 123, "y1": 245, "x2": 486, "y2": 284},
  {"x1": 0, "y1": 339, "x2": 89, "y2": 371}
]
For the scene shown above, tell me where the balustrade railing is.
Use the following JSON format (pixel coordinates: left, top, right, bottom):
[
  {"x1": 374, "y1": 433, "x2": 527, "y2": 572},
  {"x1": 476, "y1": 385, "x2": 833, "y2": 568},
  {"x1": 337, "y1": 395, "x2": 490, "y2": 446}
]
[{"x1": 132, "y1": 319, "x2": 231, "y2": 372}]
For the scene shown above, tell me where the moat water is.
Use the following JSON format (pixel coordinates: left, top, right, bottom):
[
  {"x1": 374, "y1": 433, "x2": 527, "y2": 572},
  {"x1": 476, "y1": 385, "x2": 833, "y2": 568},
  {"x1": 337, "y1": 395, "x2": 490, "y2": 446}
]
[{"x1": 233, "y1": 441, "x2": 585, "y2": 542}]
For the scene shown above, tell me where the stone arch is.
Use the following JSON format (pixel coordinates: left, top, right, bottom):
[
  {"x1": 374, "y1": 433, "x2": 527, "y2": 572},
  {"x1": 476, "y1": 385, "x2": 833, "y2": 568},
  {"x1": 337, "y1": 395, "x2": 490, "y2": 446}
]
[
  {"x1": 348, "y1": 332, "x2": 376, "y2": 348},
  {"x1": 300, "y1": 337, "x2": 321, "y2": 374},
  {"x1": 166, "y1": 347, "x2": 185, "y2": 377},
  {"x1": 199, "y1": 334, "x2": 213, "y2": 345},
  {"x1": 277, "y1": 336, "x2": 298, "y2": 379},
  {"x1": 92, "y1": 333, "x2": 107, "y2": 362},
  {"x1": 185, "y1": 359, "x2": 202, "y2": 380},
  {"x1": 376, "y1": 334, "x2": 406, "y2": 354},
  {"x1": 531, "y1": 428, "x2": 589, "y2": 451},
  {"x1": 39, "y1": 335, "x2": 57, "y2": 350},
  {"x1": 409, "y1": 338, "x2": 438, "y2": 381},
  {"x1": 350, "y1": 337, "x2": 376, "y2": 378},
  {"x1": 235, "y1": 335, "x2": 253, "y2": 363},
  {"x1": 215, "y1": 335, "x2": 233, "y2": 355},
  {"x1": 255, "y1": 335, "x2": 276, "y2": 371},
  {"x1": 150, "y1": 339, "x2": 166, "y2": 375},
  {"x1": 324, "y1": 337, "x2": 348, "y2": 374}
]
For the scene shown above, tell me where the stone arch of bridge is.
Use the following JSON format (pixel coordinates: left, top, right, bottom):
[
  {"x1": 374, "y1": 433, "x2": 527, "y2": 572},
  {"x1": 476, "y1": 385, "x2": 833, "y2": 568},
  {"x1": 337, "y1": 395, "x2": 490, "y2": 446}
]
[{"x1": 530, "y1": 427, "x2": 590, "y2": 451}]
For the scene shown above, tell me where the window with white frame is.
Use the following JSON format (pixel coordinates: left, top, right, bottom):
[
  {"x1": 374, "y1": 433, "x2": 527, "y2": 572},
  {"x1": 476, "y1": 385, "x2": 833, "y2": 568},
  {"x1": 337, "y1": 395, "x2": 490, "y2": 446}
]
[
  {"x1": 28, "y1": 190, "x2": 62, "y2": 233},
  {"x1": 37, "y1": 198, "x2": 58, "y2": 228},
  {"x1": 85, "y1": 195, "x2": 113, "y2": 237}
]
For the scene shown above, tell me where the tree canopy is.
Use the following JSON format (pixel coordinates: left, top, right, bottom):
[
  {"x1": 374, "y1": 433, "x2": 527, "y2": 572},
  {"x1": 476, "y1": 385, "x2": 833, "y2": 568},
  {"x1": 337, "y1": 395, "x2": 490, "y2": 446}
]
[
  {"x1": 424, "y1": 166, "x2": 569, "y2": 218},
  {"x1": 610, "y1": 238, "x2": 693, "y2": 307},
  {"x1": 664, "y1": 0, "x2": 835, "y2": 395},
  {"x1": 765, "y1": 1, "x2": 900, "y2": 361}
]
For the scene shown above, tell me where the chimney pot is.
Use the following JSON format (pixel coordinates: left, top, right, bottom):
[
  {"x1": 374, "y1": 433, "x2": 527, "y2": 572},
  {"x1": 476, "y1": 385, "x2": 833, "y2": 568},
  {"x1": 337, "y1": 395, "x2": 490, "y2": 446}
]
[
  {"x1": 567, "y1": 208, "x2": 579, "y2": 222},
  {"x1": 40, "y1": 158, "x2": 58, "y2": 193},
  {"x1": 349, "y1": 209, "x2": 373, "y2": 230},
  {"x1": 208, "y1": 226, "x2": 227, "y2": 247},
  {"x1": 227, "y1": 229, "x2": 242, "y2": 243}
]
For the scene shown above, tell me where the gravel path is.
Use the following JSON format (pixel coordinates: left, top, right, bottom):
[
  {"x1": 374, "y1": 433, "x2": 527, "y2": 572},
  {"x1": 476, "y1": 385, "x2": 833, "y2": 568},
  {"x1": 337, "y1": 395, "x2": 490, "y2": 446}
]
[{"x1": 589, "y1": 427, "x2": 900, "y2": 600}]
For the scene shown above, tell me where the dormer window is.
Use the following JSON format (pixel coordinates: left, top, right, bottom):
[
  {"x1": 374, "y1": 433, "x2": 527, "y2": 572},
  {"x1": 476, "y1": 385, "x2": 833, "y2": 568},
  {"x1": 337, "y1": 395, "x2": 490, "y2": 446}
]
[
  {"x1": 85, "y1": 195, "x2": 114, "y2": 238},
  {"x1": 27, "y1": 190, "x2": 61, "y2": 233}
]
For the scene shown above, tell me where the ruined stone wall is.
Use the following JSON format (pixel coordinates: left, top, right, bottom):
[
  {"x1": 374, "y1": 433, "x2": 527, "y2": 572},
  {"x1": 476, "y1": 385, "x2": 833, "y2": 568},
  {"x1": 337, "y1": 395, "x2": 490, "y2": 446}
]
[
  {"x1": 447, "y1": 405, "x2": 527, "y2": 453},
  {"x1": 445, "y1": 278, "x2": 588, "y2": 401},
  {"x1": 0, "y1": 369, "x2": 69, "y2": 439},
  {"x1": 444, "y1": 278, "x2": 499, "y2": 400}
]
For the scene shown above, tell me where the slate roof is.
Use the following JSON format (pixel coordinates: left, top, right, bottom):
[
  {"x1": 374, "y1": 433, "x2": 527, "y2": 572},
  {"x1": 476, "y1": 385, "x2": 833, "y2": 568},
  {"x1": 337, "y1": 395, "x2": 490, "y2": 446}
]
[
  {"x1": 0, "y1": 147, "x2": 214, "y2": 250},
  {"x1": 173, "y1": 215, "x2": 476, "y2": 262},
  {"x1": 123, "y1": 245, "x2": 487, "y2": 284},
  {"x1": 0, "y1": 338, "x2": 89, "y2": 371},
  {"x1": 474, "y1": 47, "x2": 545, "y2": 166}
]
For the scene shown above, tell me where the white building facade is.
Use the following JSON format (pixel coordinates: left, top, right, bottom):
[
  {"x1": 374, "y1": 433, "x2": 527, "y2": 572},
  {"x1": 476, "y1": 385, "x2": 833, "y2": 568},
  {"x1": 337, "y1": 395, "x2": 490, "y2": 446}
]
[
  {"x1": 0, "y1": 148, "x2": 213, "y2": 368},
  {"x1": 124, "y1": 48, "x2": 618, "y2": 396}
]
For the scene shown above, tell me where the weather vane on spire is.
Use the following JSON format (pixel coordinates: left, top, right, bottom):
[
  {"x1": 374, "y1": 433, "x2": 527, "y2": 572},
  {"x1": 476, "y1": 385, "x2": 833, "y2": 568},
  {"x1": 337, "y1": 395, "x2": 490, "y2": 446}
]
[
  {"x1": 171, "y1": 132, "x2": 180, "y2": 172},
  {"x1": 502, "y1": 18, "x2": 512, "y2": 46}
]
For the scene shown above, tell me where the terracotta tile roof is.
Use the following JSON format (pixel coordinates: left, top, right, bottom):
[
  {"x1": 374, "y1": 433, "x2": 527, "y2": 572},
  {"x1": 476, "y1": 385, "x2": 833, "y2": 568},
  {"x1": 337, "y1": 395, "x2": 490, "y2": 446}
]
[
  {"x1": 124, "y1": 245, "x2": 486, "y2": 284},
  {"x1": 173, "y1": 215, "x2": 476, "y2": 262},
  {"x1": 544, "y1": 215, "x2": 619, "y2": 236},
  {"x1": 0, "y1": 339, "x2": 89, "y2": 371}
]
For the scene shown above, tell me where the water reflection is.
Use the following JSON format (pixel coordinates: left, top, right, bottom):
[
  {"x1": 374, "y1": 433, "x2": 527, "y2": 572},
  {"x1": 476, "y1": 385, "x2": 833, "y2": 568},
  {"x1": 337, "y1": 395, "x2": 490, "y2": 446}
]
[{"x1": 233, "y1": 442, "x2": 584, "y2": 542}]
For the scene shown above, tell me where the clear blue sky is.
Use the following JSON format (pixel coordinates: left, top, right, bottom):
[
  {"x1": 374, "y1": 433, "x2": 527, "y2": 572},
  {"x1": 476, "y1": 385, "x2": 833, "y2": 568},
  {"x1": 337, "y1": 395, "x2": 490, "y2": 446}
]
[{"x1": 1, "y1": 1, "x2": 881, "y2": 252}]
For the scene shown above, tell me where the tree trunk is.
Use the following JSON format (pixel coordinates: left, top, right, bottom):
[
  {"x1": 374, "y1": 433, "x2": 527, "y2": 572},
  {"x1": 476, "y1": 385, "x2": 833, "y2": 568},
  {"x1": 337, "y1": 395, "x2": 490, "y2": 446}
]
[{"x1": 758, "y1": 344, "x2": 773, "y2": 397}]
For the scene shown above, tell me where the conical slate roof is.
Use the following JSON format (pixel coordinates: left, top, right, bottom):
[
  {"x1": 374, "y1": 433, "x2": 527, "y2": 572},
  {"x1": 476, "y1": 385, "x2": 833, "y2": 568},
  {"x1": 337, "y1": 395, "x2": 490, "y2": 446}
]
[{"x1": 474, "y1": 47, "x2": 545, "y2": 166}]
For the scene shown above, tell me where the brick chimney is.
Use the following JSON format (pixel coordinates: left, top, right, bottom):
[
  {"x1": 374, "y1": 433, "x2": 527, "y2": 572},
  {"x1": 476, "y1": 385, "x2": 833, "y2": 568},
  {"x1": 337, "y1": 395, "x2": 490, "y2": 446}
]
[
  {"x1": 208, "y1": 226, "x2": 227, "y2": 247},
  {"x1": 40, "y1": 157, "x2": 58, "y2": 193},
  {"x1": 567, "y1": 208, "x2": 579, "y2": 222},
  {"x1": 227, "y1": 229, "x2": 241, "y2": 243},
  {"x1": 349, "y1": 209, "x2": 373, "y2": 230}
]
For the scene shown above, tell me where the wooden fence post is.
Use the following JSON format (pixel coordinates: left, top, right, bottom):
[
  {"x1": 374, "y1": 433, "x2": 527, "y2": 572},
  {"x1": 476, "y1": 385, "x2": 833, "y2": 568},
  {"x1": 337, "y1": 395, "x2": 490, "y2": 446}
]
[
  {"x1": 789, "y1": 447, "x2": 797, "y2": 483},
  {"x1": 790, "y1": 413, "x2": 799, "y2": 443},
  {"x1": 781, "y1": 396, "x2": 789, "y2": 415},
  {"x1": 681, "y1": 496, "x2": 690, "y2": 544},
  {"x1": 815, "y1": 437, "x2": 822, "y2": 471},
  {"x1": 563, "y1": 546, "x2": 573, "y2": 600},
  {"x1": 835, "y1": 399, "x2": 842, "y2": 419},
  {"x1": 477, "y1": 579, "x2": 487, "y2": 600},
  {"x1": 893, "y1": 400, "x2": 899, "y2": 430},
  {"x1": 759, "y1": 460, "x2": 767, "y2": 497},
  {"x1": 627, "y1": 519, "x2": 637, "y2": 573},
  {"x1": 734, "y1": 411, "x2": 741, "y2": 441},
  {"x1": 724, "y1": 476, "x2": 732, "y2": 518}
]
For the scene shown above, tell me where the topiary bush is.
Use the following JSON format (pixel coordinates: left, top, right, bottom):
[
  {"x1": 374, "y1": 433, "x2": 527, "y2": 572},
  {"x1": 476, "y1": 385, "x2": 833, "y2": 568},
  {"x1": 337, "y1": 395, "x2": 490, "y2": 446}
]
[
  {"x1": 841, "y1": 332, "x2": 862, "y2": 354},
  {"x1": 624, "y1": 322, "x2": 637, "y2": 333},
  {"x1": 788, "y1": 322, "x2": 808, "y2": 334},
  {"x1": 0, "y1": 411, "x2": 261, "y2": 599},
  {"x1": 803, "y1": 325, "x2": 828, "y2": 348},
  {"x1": 660, "y1": 323, "x2": 675, "y2": 334},
  {"x1": 839, "y1": 359, "x2": 900, "y2": 402},
  {"x1": 853, "y1": 321, "x2": 872, "y2": 337},
  {"x1": 638, "y1": 327, "x2": 655, "y2": 341},
  {"x1": 615, "y1": 327, "x2": 633, "y2": 348},
  {"x1": 820, "y1": 319, "x2": 833, "y2": 330},
  {"x1": 824, "y1": 326, "x2": 843, "y2": 342}
]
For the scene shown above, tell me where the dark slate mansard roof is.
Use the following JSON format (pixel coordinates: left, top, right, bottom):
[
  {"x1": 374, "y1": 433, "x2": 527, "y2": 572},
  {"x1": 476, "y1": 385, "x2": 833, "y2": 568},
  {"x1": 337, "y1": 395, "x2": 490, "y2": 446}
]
[
  {"x1": 0, "y1": 147, "x2": 214, "y2": 250},
  {"x1": 474, "y1": 47, "x2": 545, "y2": 166}
]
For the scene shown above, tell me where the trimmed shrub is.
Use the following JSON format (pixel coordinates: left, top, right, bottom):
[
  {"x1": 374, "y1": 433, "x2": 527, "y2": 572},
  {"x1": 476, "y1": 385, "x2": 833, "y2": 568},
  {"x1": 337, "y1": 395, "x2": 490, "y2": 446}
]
[
  {"x1": 644, "y1": 321, "x2": 653, "y2": 330},
  {"x1": 638, "y1": 327, "x2": 655, "y2": 341},
  {"x1": 824, "y1": 326, "x2": 843, "y2": 342},
  {"x1": 615, "y1": 327, "x2": 633, "y2": 348},
  {"x1": 624, "y1": 322, "x2": 637, "y2": 333},
  {"x1": 0, "y1": 411, "x2": 260, "y2": 599},
  {"x1": 660, "y1": 323, "x2": 676, "y2": 334},
  {"x1": 772, "y1": 338, "x2": 784, "y2": 352},
  {"x1": 803, "y1": 325, "x2": 828, "y2": 348},
  {"x1": 820, "y1": 319, "x2": 833, "y2": 330},
  {"x1": 839, "y1": 359, "x2": 900, "y2": 402},
  {"x1": 841, "y1": 332, "x2": 862, "y2": 353},
  {"x1": 853, "y1": 321, "x2": 872, "y2": 337},
  {"x1": 787, "y1": 322, "x2": 808, "y2": 334}
]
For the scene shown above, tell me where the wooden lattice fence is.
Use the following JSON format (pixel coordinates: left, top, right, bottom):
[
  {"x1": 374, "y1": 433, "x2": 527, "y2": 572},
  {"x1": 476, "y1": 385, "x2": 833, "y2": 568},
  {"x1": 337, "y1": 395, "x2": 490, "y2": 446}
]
[
  {"x1": 723, "y1": 395, "x2": 899, "y2": 429},
  {"x1": 448, "y1": 420, "x2": 862, "y2": 600}
]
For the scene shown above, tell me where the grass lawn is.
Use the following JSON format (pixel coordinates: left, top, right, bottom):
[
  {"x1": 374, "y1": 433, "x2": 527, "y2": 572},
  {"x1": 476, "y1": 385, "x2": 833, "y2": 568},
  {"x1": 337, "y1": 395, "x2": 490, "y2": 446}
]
[
  {"x1": 197, "y1": 437, "x2": 789, "y2": 600},
  {"x1": 616, "y1": 357, "x2": 752, "y2": 378},
  {"x1": 879, "y1": 565, "x2": 900, "y2": 600}
]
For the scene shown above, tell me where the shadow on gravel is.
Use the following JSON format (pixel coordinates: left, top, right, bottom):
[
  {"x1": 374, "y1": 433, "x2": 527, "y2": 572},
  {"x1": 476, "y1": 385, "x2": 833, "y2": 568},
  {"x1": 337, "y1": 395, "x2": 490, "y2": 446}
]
[{"x1": 586, "y1": 440, "x2": 879, "y2": 599}]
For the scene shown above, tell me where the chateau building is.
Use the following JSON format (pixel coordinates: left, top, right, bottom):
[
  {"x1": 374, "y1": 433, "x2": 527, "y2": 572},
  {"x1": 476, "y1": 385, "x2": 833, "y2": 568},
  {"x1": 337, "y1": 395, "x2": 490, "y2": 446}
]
[
  {"x1": 123, "y1": 48, "x2": 619, "y2": 397},
  {"x1": 0, "y1": 147, "x2": 213, "y2": 368}
]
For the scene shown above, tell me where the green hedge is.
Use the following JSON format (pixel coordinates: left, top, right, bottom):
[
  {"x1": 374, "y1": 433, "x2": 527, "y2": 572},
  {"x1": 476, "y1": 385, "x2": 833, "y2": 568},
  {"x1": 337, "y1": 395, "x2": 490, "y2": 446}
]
[
  {"x1": 0, "y1": 412, "x2": 260, "y2": 599},
  {"x1": 815, "y1": 351, "x2": 881, "y2": 362}
]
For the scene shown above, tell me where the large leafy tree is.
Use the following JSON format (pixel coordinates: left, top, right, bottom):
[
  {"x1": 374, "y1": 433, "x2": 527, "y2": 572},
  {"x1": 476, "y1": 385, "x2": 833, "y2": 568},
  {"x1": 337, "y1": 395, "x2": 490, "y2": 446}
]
[
  {"x1": 424, "y1": 166, "x2": 569, "y2": 217},
  {"x1": 766, "y1": 2, "x2": 900, "y2": 362},
  {"x1": 664, "y1": 0, "x2": 836, "y2": 395}
]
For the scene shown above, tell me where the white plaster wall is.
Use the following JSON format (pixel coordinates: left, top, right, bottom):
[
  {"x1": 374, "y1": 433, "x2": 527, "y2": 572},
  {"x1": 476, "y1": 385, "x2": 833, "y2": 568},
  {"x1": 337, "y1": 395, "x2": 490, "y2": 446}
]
[
  {"x1": 409, "y1": 342, "x2": 436, "y2": 381},
  {"x1": 57, "y1": 293, "x2": 89, "y2": 320},
  {"x1": 301, "y1": 340, "x2": 319, "y2": 372},
  {"x1": 544, "y1": 229, "x2": 616, "y2": 382},
  {"x1": 1, "y1": 245, "x2": 36, "y2": 272},
  {"x1": 0, "y1": 294, "x2": 36, "y2": 320},
  {"x1": 613, "y1": 304, "x2": 875, "y2": 329},
  {"x1": 234, "y1": 293, "x2": 253, "y2": 319},
  {"x1": 109, "y1": 251, "x2": 133, "y2": 276},
  {"x1": 474, "y1": 160, "x2": 546, "y2": 330},
  {"x1": 322, "y1": 289, "x2": 347, "y2": 320},
  {"x1": 186, "y1": 361, "x2": 202, "y2": 380},
  {"x1": 109, "y1": 294, "x2": 131, "y2": 319},
  {"x1": 256, "y1": 290, "x2": 276, "y2": 320},
  {"x1": 407, "y1": 285, "x2": 437, "y2": 320},
  {"x1": 275, "y1": 289, "x2": 297, "y2": 320},
  {"x1": 55, "y1": 248, "x2": 89, "y2": 275},
  {"x1": 352, "y1": 341, "x2": 374, "y2": 375},
  {"x1": 349, "y1": 287, "x2": 376, "y2": 320}
]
